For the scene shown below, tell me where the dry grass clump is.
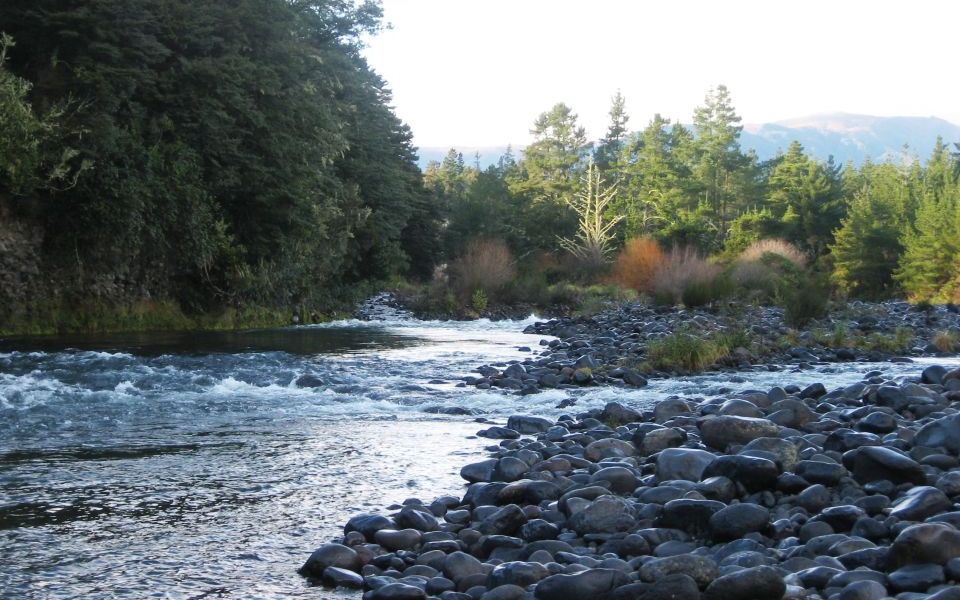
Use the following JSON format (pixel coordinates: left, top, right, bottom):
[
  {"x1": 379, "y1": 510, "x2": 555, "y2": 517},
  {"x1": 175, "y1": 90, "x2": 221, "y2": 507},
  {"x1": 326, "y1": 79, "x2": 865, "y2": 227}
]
[
  {"x1": 739, "y1": 238, "x2": 807, "y2": 268},
  {"x1": 650, "y1": 246, "x2": 721, "y2": 305},
  {"x1": 451, "y1": 238, "x2": 515, "y2": 298},
  {"x1": 609, "y1": 237, "x2": 664, "y2": 292},
  {"x1": 933, "y1": 330, "x2": 960, "y2": 352}
]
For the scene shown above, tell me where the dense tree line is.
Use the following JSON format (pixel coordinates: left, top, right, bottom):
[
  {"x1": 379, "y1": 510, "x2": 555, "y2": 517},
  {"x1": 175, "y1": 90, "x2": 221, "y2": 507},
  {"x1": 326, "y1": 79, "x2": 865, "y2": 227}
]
[
  {"x1": 0, "y1": 0, "x2": 438, "y2": 327},
  {"x1": 428, "y1": 86, "x2": 960, "y2": 303}
]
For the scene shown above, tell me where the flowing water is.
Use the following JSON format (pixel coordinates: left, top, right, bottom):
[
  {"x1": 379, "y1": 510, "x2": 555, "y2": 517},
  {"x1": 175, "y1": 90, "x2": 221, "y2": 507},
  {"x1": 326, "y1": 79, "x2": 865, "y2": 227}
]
[{"x1": 1, "y1": 314, "x2": 957, "y2": 599}]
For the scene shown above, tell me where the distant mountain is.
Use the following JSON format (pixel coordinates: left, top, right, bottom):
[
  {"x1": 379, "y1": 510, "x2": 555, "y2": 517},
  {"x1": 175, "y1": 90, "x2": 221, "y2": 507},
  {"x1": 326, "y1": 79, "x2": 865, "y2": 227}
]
[
  {"x1": 741, "y1": 113, "x2": 960, "y2": 164},
  {"x1": 416, "y1": 113, "x2": 960, "y2": 170}
]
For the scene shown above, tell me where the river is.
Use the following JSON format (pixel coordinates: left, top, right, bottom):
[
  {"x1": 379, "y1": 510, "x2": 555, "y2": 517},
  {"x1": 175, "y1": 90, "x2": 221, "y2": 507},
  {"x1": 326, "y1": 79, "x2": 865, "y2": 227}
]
[{"x1": 1, "y1": 315, "x2": 955, "y2": 599}]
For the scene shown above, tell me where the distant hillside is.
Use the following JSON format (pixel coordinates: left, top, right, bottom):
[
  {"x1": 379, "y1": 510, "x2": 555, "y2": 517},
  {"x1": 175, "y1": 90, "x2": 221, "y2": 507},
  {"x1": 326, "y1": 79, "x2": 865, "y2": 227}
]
[
  {"x1": 416, "y1": 113, "x2": 960, "y2": 170},
  {"x1": 742, "y1": 113, "x2": 960, "y2": 164}
]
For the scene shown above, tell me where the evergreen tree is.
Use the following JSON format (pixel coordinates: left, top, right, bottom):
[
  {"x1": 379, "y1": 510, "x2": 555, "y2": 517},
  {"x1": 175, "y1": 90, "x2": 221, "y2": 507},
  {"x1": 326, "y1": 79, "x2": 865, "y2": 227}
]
[{"x1": 594, "y1": 90, "x2": 629, "y2": 172}]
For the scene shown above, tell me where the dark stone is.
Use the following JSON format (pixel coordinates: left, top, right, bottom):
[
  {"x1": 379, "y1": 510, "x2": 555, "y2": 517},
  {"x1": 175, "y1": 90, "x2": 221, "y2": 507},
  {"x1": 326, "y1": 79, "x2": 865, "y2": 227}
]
[
  {"x1": 888, "y1": 563, "x2": 945, "y2": 592},
  {"x1": 534, "y1": 568, "x2": 630, "y2": 600},
  {"x1": 709, "y1": 503, "x2": 770, "y2": 541},
  {"x1": 507, "y1": 415, "x2": 553, "y2": 434},
  {"x1": 478, "y1": 504, "x2": 527, "y2": 536},
  {"x1": 344, "y1": 513, "x2": 395, "y2": 541},
  {"x1": 856, "y1": 411, "x2": 897, "y2": 434},
  {"x1": 700, "y1": 416, "x2": 780, "y2": 450},
  {"x1": 368, "y1": 583, "x2": 428, "y2": 600},
  {"x1": 658, "y1": 498, "x2": 726, "y2": 536},
  {"x1": 639, "y1": 555, "x2": 719, "y2": 588},
  {"x1": 888, "y1": 522, "x2": 960, "y2": 568},
  {"x1": 915, "y1": 414, "x2": 960, "y2": 454},
  {"x1": 299, "y1": 543, "x2": 360, "y2": 577},
  {"x1": 656, "y1": 448, "x2": 716, "y2": 482},
  {"x1": 568, "y1": 495, "x2": 637, "y2": 535},
  {"x1": 703, "y1": 565, "x2": 785, "y2": 600},
  {"x1": 701, "y1": 455, "x2": 779, "y2": 492},
  {"x1": 396, "y1": 505, "x2": 439, "y2": 532},
  {"x1": 321, "y1": 566, "x2": 363, "y2": 588},
  {"x1": 795, "y1": 459, "x2": 848, "y2": 485},
  {"x1": 461, "y1": 459, "x2": 499, "y2": 483},
  {"x1": 890, "y1": 486, "x2": 953, "y2": 521},
  {"x1": 294, "y1": 374, "x2": 324, "y2": 388},
  {"x1": 843, "y1": 445, "x2": 927, "y2": 485}
]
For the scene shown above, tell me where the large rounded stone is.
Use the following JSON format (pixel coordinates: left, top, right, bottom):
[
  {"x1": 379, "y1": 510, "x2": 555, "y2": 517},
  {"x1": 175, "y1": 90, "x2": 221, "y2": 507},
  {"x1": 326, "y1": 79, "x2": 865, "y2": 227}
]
[
  {"x1": 700, "y1": 416, "x2": 780, "y2": 450},
  {"x1": 374, "y1": 528, "x2": 422, "y2": 551},
  {"x1": 395, "y1": 505, "x2": 439, "y2": 532},
  {"x1": 344, "y1": 513, "x2": 395, "y2": 540},
  {"x1": 843, "y1": 445, "x2": 927, "y2": 485},
  {"x1": 888, "y1": 563, "x2": 945, "y2": 593},
  {"x1": 915, "y1": 414, "x2": 960, "y2": 454},
  {"x1": 701, "y1": 454, "x2": 779, "y2": 492},
  {"x1": 368, "y1": 583, "x2": 428, "y2": 600},
  {"x1": 639, "y1": 555, "x2": 719, "y2": 588},
  {"x1": 585, "y1": 438, "x2": 636, "y2": 461},
  {"x1": 890, "y1": 486, "x2": 952, "y2": 521},
  {"x1": 487, "y1": 561, "x2": 550, "y2": 588},
  {"x1": 601, "y1": 402, "x2": 642, "y2": 425},
  {"x1": 507, "y1": 415, "x2": 553, "y2": 434},
  {"x1": 299, "y1": 543, "x2": 360, "y2": 577},
  {"x1": 889, "y1": 523, "x2": 960, "y2": 568},
  {"x1": 656, "y1": 448, "x2": 717, "y2": 482},
  {"x1": 479, "y1": 504, "x2": 527, "y2": 536},
  {"x1": 658, "y1": 499, "x2": 726, "y2": 536},
  {"x1": 591, "y1": 466, "x2": 640, "y2": 494},
  {"x1": 461, "y1": 459, "x2": 499, "y2": 483},
  {"x1": 443, "y1": 551, "x2": 484, "y2": 583},
  {"x1": 568, "y1": 495, "x2": 637, "y2": 535},
  {"x1": 639, "y1": 428, "x2": 686, "y2": 454},
  {"x1": 321, "y1": 566, "x2": 363, "y2": 588},
  {"x1": 653, "y1": 398, "x2": 691, "y2": 423},
  {"x1": 534, "y1": 568, "x2": 630, "y2": 600},
  {"x1": 703, "y1": 565, "x2": 785, "y2": 600},
  {"x1": 741, "y1": 437, "x2": 799, "y2": 472},
  {"x1": 709, "y1": 503, "x2": 770, "y2": 541}
]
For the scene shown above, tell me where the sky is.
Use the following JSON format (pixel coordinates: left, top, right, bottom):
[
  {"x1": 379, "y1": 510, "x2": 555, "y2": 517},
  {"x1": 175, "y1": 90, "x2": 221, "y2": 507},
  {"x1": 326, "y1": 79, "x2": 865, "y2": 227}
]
[{"x1": 361, "y1": 0, "x2": 960, "y2": 149}]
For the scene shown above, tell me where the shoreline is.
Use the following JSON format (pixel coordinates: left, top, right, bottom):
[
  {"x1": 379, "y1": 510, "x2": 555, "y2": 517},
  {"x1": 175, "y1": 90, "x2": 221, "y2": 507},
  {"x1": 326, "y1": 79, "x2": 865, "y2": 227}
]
[{"x1": 301, "y1": 301, "x2": 960, "y2": 600}]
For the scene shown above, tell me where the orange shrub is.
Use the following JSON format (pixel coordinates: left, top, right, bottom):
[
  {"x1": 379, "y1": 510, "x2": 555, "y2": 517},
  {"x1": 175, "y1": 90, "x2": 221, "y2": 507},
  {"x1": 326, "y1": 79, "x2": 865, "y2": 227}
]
[
  {"x1": 609, "y1": 237, "x2": 664, "y2": 293},
  {"x1": 451, "y1": 238, "x2": 516, "y2": 298}
]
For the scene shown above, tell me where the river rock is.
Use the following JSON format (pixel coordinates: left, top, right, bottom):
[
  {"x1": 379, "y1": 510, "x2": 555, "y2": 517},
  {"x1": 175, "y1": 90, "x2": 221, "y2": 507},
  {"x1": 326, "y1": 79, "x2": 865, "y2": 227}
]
[
  {"x1": 461, "y1": 459, "x2": 499, "y2": 483},
  {"x1": 374, "y1": 528, "x2": 422, "y2": 551},
  {"x1": 701, "y1": 454, "x2": 779, "y2": 492},
  {"x1": 568, "y1": 495, "x2": 637, "y2": 535},
  {"x1": 322, "y1": 566, "x2": 363, "y2": 588},
  {"x1": 534, "y1": 568, "x2": 630, "y2": 600},
  {"x1": 601, "y1": 402, "x2": 642, "y2": 425},
  {"x1": 843, "y1": 445, "x2": 927, "y2": 485},
  {"x1": 507, "y1": 415, "x2": 553, "y2": 434},
  {"x1": 585, "y1": 438, "x2": 636, "y2": 461},
  {"x1": 628, "y1": 573, "x2": 700, "y2": 600},
  {"x1": 703, "y1": 565, "x2": 786, "y2": 600},
  {"x1": 479, "y1": 504, "x2": 527, "y2": 536},
  {"x1": 700, "y1": 416, "x2": 780, "y2": 450},
  {"x1": 299, "y1": 543, "x2": 360, "y2": 577},
  {"x1": 741, "y1": 437, "x2": 799, "y2": 472},
  {"x1": 590, "y1": 466, "x2": 640, "y2": 494},
  {"x1": 344, "y1": 514, "x2": 395, "y2": 541},
  {"x1": 889, "y1": 486, "x2": 953, "y2": 521},
  {"x1": 443, "y1": 551, "x2": 484, "y2": 583},
  {"x1": 368, "y1": 582, "x2": 428, "y2": 600},
  {"x1": 656, "y1": 447, "x2": 716, "y2": 482},
  {"x1": 888, "y1": 563, "x2": 945, "y2": 592},
  {"x1": 395, "y1": 505, "x2": 439, "y2": 531},
  {"x1": 709, "y1": 503, "x2": 770, "y2": 541},
  {"x1": 915, "y1": 414, "x2": 960, "y2": 454},
  {"x1": 638, "y1": 428, "x2": 685, "y2": 454},
  {"x1": 889, "y1": 522, "x2": 960, "y2": 568},
  {"x1": 653, "y1": 398, "x2": 691, "y2": 423},
  {"x1": 487, "y1": 561, "x2": 550, "y2": 588},
  {"x1": 639, "y1": 555, "x2": 719, "y2": 587}
]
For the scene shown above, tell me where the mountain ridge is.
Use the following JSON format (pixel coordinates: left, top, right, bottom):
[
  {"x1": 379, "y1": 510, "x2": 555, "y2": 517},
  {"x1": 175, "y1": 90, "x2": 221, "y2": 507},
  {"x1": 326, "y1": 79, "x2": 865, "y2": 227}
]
[{"x1": 417, "y1": 113, "x2": 960, "y2": 170}]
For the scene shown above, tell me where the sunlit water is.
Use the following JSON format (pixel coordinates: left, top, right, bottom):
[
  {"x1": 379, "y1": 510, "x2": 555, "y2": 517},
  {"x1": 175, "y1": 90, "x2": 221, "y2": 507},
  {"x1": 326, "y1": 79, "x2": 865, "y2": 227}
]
[{"x1": 1, "y1": 316, "x2": 957, "y2": 599}]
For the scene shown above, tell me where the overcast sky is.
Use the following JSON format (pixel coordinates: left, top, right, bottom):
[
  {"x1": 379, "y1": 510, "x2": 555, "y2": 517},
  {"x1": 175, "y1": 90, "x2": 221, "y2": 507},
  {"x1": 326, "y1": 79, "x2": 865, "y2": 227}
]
[{"x1": 362, "y1": 0, "x2": 960, "y2": 148}]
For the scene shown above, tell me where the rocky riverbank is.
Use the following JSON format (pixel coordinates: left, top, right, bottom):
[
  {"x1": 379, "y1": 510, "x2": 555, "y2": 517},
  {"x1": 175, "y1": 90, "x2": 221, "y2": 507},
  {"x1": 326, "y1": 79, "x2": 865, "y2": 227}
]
[
  {"x1": 462, "y1": 301, "x2": 960, "y2": 396},
  {"x1": 300, "y1": 357, "x2": 960, "y2": 600}
]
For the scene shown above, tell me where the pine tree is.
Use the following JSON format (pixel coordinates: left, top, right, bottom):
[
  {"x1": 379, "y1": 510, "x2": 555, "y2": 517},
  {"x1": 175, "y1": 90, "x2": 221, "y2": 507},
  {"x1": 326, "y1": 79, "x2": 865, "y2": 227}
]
[{"x1": 594, "y1": 90, "x2": 629, "y2": 172}]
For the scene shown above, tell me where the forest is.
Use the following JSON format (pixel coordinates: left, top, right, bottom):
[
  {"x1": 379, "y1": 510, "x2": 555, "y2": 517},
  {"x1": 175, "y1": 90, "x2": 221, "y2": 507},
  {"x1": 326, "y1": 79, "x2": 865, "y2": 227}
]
[{"x1": 1, "y1": 0, "x2": 958, "y2": 333}]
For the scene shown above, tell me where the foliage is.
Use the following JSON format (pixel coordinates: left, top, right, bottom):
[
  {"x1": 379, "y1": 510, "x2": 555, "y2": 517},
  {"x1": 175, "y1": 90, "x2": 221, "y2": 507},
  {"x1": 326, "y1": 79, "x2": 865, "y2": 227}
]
[
  {"x1": 451, "y1": 238, "x2": 515, "y2": 300},
  {"x1": 650, "y1": 246, "x2": 721, "y2": 306},
  {"x1": 739, "y1": 239, "x2": 807, "y2": 268},
  {"x1": 470, "y1": 288, "x2": 488, "y2": 313},
  {"x1": 557, "y1": 161, "x2": 623, "y2": 269},
  {"x1": 933, "y1": 330, "x2": 960, "y2": 352},
  {"x1": 609, "y1": 237, "x2": 664, "y2": 292},
  {"x1": 646, "y1": 330, "x2": 729, "y2": 372},
  {"x1": 780, "y1": 273, "x2": 831, "y2": 328},
  {"x1": 0, "y1": 0, "x2": 433, "y2": 327}
]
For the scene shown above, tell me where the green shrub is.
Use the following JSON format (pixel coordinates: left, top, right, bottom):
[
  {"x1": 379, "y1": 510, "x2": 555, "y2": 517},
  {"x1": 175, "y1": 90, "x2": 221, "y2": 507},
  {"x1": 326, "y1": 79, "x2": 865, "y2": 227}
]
[
  {"x1": 471, "y1": 288, "x2": 488, "y2": 313},
  {"x1": 646, "y1": 331, "x2": 728, "y2": 372},
  {"x1": 781, "y1": 274, "x2": 831, "y2": 328}
]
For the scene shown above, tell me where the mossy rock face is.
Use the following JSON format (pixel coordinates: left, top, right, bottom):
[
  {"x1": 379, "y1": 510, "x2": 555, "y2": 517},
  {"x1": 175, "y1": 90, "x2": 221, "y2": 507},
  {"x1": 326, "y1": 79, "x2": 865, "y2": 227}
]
[{"x1": 573, "y1": 367, "x2": 592, "y2": 384}]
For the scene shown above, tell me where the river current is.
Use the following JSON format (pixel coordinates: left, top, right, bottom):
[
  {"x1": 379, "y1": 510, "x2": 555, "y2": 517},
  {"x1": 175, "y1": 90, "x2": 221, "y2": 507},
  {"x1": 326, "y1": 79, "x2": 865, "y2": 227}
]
[{"x1": 1, "y1": 315, "x2": 956, "y2": 599}]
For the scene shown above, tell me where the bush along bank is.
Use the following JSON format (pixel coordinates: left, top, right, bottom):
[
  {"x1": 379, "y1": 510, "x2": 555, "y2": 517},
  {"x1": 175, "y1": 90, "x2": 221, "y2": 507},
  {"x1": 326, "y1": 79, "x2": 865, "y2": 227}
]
[
  {"x1": 461, "y1": 301, "x2": 960, "y2": 396},
  {"x1": 301, "y1": 364, "x2": 960, "y2": 600}
]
